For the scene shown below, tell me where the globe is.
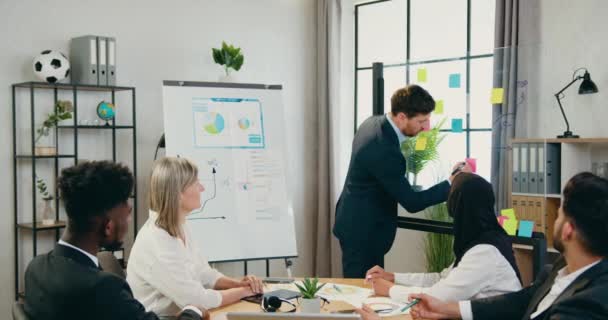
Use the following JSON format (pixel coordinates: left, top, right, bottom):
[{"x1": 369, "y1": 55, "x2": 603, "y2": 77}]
[{"x1": 96, "y1": 101, "x2": 116, "y2": 123}]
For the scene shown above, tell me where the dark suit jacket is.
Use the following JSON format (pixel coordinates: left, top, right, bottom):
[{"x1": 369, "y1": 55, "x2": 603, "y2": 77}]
[
  {"x1": 472, "y1": 257, "x2": 608, "y2": 320},
  {"x1": 333, "y1": 115, "x2": 450, "y2": 254},
  {"x1": 24, "y1": 244, "x2": 202, "y2": 320}
]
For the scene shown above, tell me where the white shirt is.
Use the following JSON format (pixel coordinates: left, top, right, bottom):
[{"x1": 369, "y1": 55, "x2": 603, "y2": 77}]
[
  {"x1": 389, "y1": 244, "x2": 521, "y2": 302},
  {"x1": 127, "y1": 211, "x2": 224, "y2": 316},
  {"x1": 58, "y1": 239, "x2": 99, "y2": 267},
  {"x1": 459, "y1": 260, "x2": 601, "y2": 320},
  {"x1": 386, "y1": 113, "x2": 407, "y2": 146},
  {"x1": 530, "y1": 260, "x2": 600, "y2": 318}
]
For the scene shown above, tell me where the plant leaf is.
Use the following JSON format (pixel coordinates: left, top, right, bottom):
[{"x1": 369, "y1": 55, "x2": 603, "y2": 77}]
[
  {"x1": 212, "y1": 48, "x2": 225, "y2": 65},
  {"x1": 232, "y1": 54, "x2": 244, "y2": 71}
]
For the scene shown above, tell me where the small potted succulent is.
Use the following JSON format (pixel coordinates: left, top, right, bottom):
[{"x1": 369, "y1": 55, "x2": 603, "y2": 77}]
[
  {"x1": 35, "y1": 100, "x2": 73, "y2": 155},
  {"x1": 212, "y1": 41, "x2": 244, "y2": 82},
  {"x1": 36, "y1": 177, "x2": 55, "y2": 225},
  {"x1": 295, "y1": 278, "x2": 324, "y2": 313}
]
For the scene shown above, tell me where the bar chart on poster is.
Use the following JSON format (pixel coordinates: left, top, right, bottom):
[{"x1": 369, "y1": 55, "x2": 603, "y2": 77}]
[{"x1": 162, "y1": 81, "x2": 297, "y2": 262}]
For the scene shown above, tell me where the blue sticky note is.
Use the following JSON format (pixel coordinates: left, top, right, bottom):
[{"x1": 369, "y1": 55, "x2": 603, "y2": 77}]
[
  {"x1": 452, "y1": 118, "x2": 463, "y2": 133},
  {"x1": 518, "y1": 220, "x2": 534, "y2": 238},
  {"x1": 449, "y1": 73, "x2": 461, "y2": 88}
]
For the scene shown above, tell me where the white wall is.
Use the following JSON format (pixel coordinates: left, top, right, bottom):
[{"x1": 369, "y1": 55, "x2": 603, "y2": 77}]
[
  {"x1": 0, "y1": 0, "x2": 317, "y2": 316},
  {"x1": 517, "y1": 0, "x2": 608, "y2": 139}
]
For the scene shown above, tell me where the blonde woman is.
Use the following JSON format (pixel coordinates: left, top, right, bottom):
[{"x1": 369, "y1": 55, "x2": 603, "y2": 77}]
[{"x1": 127, "y1": 157, "x2": 263, "y2": 316}]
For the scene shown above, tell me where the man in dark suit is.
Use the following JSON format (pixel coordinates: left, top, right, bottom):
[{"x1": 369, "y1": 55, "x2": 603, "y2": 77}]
[
  {"x1": 333, "y1": 84, "x2": 470, "y2": 278},
  {"x1": 366, "y1": 172, "x2": 608, "y2": 320},
  {"x1": 24, "y1": 161, "x2": 207, "y2": 320}
]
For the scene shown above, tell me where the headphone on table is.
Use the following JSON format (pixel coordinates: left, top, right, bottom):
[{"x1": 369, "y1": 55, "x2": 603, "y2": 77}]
[{"x1": 261, "y1": 296, "x2": 297, "y2": 313}]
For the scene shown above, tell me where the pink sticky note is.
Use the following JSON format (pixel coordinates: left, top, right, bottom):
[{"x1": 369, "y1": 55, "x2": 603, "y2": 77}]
[
  {"x1": 497, "y1": 215, "x2": 509, "y2": 226},
  {"x1": 466, "y1": 158, "x2": 477, "y2": 173}
]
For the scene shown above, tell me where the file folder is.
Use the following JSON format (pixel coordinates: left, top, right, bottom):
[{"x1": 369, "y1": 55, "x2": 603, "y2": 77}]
[
  {"x1": 546, "y1": 143, "x2": 561, "y2": 194},
  {"x1": 512, "y1": 144, "x2": 520, "y2": 193},
  {"x1": 537, "y1": 143, "x2": 545, "y2": 194},
  {"x1": 70, "y1": 35, "x2": 98, "y2": 85},
  {"x1": 529, "y1": 143, "x2": 538, "y2": 194},
  {"x1": 106, "y1": 37, "x2": 116, "y2": 85},
  {"x1": 97, "y1": 37, "x2": 108, "y2": 85},
  {"x1": 520, "y1": 143, "x2": 529, "y2": 193}
]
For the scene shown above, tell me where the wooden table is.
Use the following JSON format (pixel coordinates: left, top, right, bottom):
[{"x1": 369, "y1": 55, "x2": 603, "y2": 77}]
[{"x1": 210, "y1": 278, "x2": 412, "y2": 320}]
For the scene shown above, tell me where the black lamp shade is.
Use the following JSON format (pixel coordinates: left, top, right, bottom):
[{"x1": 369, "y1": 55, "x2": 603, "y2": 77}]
[{"x1": 579, "y1": 71, "x2": 599, "y2": 94}]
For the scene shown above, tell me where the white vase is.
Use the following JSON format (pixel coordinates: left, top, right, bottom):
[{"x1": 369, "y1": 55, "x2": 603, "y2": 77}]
[
  {"x1": 300, "y1": 297, "x2": 321, "y2": 313},
  {"x1": 40, "y1": 199, "x2": 55, "y2": 226}
]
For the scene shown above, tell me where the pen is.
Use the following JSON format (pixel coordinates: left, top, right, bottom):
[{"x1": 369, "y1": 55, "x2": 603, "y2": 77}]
[
  {"x1": 397, "y1": 298, "x2": 420, "y2": 313},
  {"x1": 451, "y1": 162, "x2": 466, "y2": 176},
  {"x1": 333, "y1": 284, "x2": 343, "y2": 294}
]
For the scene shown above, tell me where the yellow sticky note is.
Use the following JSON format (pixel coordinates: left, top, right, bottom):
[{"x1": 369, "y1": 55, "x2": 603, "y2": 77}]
[
  {"x1": 417, "y1": 68, "x2": 427, "y2": 83},
  {"x1": 491, "y1": 88, "x2": 504, "y2": 104},
  {"x1": 434, "y1": 100, "x2": 444, "y2": 114},
  {"x1": 503, "y1": 219, "x2": 518, "y2": 236},
  {"x1": 415, "y1": 137, "x2": 427, "y2": 151},
  {"x1": 501, "y1": 208, "x2": 516, "y2": 220}
]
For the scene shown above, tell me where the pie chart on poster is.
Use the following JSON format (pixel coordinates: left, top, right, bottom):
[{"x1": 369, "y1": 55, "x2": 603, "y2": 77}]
[{"x1": 203, "y1": 112, "x2": 225, "y2": 134}]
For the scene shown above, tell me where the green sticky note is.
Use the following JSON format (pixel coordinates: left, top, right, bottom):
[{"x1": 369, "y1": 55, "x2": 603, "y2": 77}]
[
  {"x1": 491, "y1": 88, "x2": 505, "y2": 104},
  {"x1": 434, "y1": 100, "x2": 444, "y2": 114},
  {"x1": 417, "y1": 68, "x2": 428, "y2": 83},
  {"x1": 501, "y1": 208, "x2": 516, "y2": 220},
  {"x1": 415, "y1": 136, "x2": 427, "y2": 151},
  {"x1": 503, "y1": 218, "x2": 518, "y2": 236}
]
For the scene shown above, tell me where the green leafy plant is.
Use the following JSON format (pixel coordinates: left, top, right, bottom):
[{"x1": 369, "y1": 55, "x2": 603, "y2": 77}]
[
  {"x1": 35, "y1": 100, "x2": 73, "y2": 143},
  {"x1": 36, "y1": 177, "x2": 53, "y2": 201},
  {"x1": 423, "y1": 201, "x2": 454, "y2": 272},
  {"x1": 401, "y1": 118, "x2": 447, "y2": 186},
  {"x1": 212, "y1": 41, "x2": 244, "y2": 76},
  {"x1": 294, "y1": 277, "x2": 323, "y2": 299}
]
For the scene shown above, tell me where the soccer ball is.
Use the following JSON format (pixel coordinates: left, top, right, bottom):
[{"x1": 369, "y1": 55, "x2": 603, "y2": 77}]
[{"x1": 33, "y1": 50, "x2": 70, "y2": 83}]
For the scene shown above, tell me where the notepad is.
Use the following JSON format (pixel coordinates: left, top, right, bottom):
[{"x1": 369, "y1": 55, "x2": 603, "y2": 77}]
[
  {"x1": 449, "y1": 74, "x2": 461, "y2": 88},
  {"x1": 501, "y1": 208, "x2": 516, "y2": 220},
  {"x1": 491, "y1": 88, "x2": 504, "y2": 104},
  {"x1": 452, "y1": 118, "x2": 463, "y2": 133},
  {"x1": 503, "y1": 218, "x2": 518, "y2": 236},
  {"x1": 417, "y1": 68, "x2": 428, "y2": 83}
]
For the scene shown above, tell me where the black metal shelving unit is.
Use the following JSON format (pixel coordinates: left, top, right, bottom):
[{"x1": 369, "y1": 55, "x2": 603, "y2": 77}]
[{"x1": 12, "y1": 81, "x2": 137, "y2": 300}]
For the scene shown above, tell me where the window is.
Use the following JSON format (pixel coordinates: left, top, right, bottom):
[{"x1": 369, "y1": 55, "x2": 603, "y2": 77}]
[{"x1": 355, "y1": 0, "x2": 495, "y2": 188}]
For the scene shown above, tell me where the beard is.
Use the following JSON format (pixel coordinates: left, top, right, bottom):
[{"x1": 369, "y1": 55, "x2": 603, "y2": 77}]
[{"x1": 553, "y1": 221, "x2": 564, "y2": 253}]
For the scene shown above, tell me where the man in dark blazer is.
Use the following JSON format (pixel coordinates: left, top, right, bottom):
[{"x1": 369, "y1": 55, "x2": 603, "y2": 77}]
[
  {"x1": 383, "y1": 172, "x2": 608, "y2": 320},
  {"x1": 333, "y1": 84, "x2": 470, "y2": 278},
  {"x1": 24, "y1": 161, "x2": 207, "y2": 320}
]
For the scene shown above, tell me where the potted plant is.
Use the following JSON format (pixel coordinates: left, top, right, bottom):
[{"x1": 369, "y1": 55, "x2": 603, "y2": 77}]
[
  {"x1": 212, "y1": 41, "x2": 244, "y2": 82},
  {"x1": 35, "y1": 100, "x2": 73, "y2": 155},
  {"x1": 401, "y1": 118, "x2": 447, "y2": 190},
  {"x1": 423, "y1": 200, "x2": 454, "y2": 272},
  {"x1": 36, "y1": 177, "x2": 55, "y2": 225},
  {"x1": 294, "y1": 278, "x2": 324, "y2": 313}
]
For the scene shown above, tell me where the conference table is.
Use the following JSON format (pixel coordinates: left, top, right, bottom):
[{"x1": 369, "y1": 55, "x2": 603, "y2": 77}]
[{"x1": 210, "y1": 278, "x2": 413, "y2": 320}]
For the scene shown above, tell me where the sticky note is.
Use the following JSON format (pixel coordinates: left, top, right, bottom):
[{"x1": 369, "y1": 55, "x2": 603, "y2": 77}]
[
  {"x1": 518, "y1": 220, "x2": 534, "y2": 238},
  {"x1": 434, "y1": 100, "x2": 444, "y2": 114},
  {"x1": 491, "y1": 88, "x2": 504, "y2": 104},
  {"x1": 451, "y1": 118, "x2": 463, "y2": 133},
  {"x1": 498, "y1": 215, "x2": 509, "y2": 226},
  {"x1": 503, "y1": 218, "x2": 518, "y2": 236},
  {"x1": 417, "y1": 68, "x2": 427, "y2": 83},
  {"x1": 415, "y1": 137, "x2": 427, "y2": 151},
  {"x1": 449, "y1": 74, "x2": 461, "y2": 88},
  {"x1": 501, "y1": 208, "x2": 516, "y2": 220},
  {"x1": 466, "y1": 158, "x2": 477, "y2": 173}
]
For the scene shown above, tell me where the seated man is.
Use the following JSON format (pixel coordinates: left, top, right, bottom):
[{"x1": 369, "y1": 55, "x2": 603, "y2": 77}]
[
  {"x1": 24, "y1": 161, "x2": 207, "y2": 320},
  {"x1": 357, "y1": 172, "x2": 608, "y2": 320}
]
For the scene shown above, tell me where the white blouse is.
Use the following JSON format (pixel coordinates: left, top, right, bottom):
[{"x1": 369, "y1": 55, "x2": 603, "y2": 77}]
[
  {"x1": 388, "y1": 244, "x2": 522, "y2": 302},
  {"x1": 127, "y1": 211, "x2": 224, "y2": 316}
]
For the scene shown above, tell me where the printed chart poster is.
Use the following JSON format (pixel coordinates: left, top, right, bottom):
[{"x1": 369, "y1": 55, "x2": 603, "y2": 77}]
[{"x1": 192, "y1": 97, "x2": 265, "y2": 149}]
